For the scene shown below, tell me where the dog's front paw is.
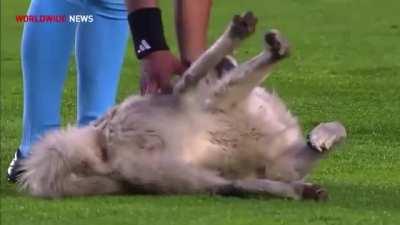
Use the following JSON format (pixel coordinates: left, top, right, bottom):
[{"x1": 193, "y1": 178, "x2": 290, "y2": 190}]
[
  {"x1": 308, "y1": 121, "x2": 347, "y2": 153},
  {"x1": 265, "y1": 29, "x2": 290, "y2": 59},
  {"x1": 229, "y1": 11, "x2": 258, "y2": 39},
  {"x1": 300, "y1": 183, "x2": 328, "y2": 201}
]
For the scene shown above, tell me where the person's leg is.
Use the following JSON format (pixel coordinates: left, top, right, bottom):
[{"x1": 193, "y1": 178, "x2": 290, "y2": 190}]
[
  {"x1": 174, "y1": 0, "x2": 212, "y2": 65},
  {"x1": 19, "y1": 0, "x2": 79, "y2": 157},
  {"x1": 75, "y1": 0, "x2": 128, "y2": 126},
  {"x1": 8, "y1": 0, "x2": 79, "y2": 182}
]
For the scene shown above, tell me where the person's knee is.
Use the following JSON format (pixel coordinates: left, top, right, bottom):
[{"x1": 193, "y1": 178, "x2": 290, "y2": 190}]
[
  {"x1": 78, "y1": 115, "x2": 99, "y2": 126},
  {"x1": 85, "y1": 0, "x2": 127, "y2": 20}
]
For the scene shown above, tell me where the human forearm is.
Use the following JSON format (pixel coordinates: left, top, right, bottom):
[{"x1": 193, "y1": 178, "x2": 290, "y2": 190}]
[
  {"x1": 174, "y1": 0, "x2": 212, "y2": 65},
  {"x1": 125, "y1": 0, "x2": 158, "y2": 12},
  {"x1": 125, "y1": 0, "x2": 169, "y2": 60},
  {"x1": 124, "y1": 0, "x2": 184, "y2": 95}
]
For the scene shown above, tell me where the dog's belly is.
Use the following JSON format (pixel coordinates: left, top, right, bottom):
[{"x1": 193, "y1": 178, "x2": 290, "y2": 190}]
[{"x1": 178, "y1": 128, "x2": 266, "y2": 180}]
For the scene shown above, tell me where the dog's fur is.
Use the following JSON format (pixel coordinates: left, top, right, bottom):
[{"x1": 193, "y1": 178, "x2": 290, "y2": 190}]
[{"x1": 19, "y1": 12, "x2": 346, "y2": 200}]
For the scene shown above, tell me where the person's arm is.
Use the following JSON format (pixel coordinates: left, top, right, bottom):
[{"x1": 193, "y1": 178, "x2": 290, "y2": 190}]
[
  {"x1": 125, "y1": 0, "x2": 157, "y2": 11},
  {"x1": 125, "y1": 0, "x2": 184, "y2": 95},
  {"x1": 174, "y1": 0, "x2": 212, "y2": 65}
]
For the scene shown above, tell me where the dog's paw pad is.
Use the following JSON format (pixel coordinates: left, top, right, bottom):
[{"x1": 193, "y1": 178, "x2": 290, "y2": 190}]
[
  {"x1": 308, "y1": 134, "x2": 336, "y2": 152},
  {"x1": 230, "y1": 11, "x2": 258, "y2": 39},
  {"x1": 265, "y1": 29, "x2": 290, "y2": 59},
  {"x1": 308, "y1": 121, "x2": 347, "y2": 152},
  {"x1": 301, "y1": 184, "x2": 328, "y2": 201}
]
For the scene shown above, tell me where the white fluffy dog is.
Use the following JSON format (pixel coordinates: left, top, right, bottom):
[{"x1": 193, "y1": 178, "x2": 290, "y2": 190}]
[{"x1": 19, "y1": 12, "x2": 346, "y2": 200}]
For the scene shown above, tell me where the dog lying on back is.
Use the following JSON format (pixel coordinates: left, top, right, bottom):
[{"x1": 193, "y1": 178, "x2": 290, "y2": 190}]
[{"x1": 19, "y1": 12, "x2": 346, "y2": 200}]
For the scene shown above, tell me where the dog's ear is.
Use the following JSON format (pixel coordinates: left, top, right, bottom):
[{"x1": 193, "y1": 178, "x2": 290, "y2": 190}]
[
  {"x1": 92, "y1": 127, "x2": 109, "y2": 162},
  {"x1": 91, "y1": 106, "x2": 117, "y2": 160},
  {"x1": 94, "y1": 128, "x2": 107, "y2": 148},
  {"x1": 92, "y1": 106, "x2": 118, "y2": 130},
  {"x1": 215, "y1": 55, "x2": 238, "y2": 79}
]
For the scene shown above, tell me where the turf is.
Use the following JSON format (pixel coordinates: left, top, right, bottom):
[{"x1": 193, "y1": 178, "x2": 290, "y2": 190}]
[{"x1": 1, "y1": 0, "x2": 399, "y2": 224}]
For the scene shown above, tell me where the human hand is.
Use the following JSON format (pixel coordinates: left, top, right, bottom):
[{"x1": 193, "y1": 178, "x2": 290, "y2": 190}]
[{"x1": 139, "y1": 50, "x2": 186, "y2": 95}]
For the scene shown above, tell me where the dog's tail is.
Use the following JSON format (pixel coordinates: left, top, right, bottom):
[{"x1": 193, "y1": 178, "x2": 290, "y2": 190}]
[{"x1": 18, "y1": 127, "x2": 120, "y2": 198}]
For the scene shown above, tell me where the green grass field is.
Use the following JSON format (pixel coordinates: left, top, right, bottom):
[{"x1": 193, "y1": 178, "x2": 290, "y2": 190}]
[{"x1": 1, "y1": 0, "x2": 400, "y2": 224}]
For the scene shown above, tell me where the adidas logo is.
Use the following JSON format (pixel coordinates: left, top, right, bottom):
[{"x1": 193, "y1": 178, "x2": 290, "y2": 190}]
[{"x1": 137, "y1": 39, "x2": 151, "y2": 54}]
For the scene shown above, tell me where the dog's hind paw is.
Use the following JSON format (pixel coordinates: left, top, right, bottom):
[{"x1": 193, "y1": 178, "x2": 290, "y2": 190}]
[
  {"x1": 229, "y1": 11, "x2": 258, "y2": 39},
  {"x1": 265, "y1": 30, "x2": 290, "y2": 59},
  {"x1": 308, "y1": 121, "x2": 347, "y2": 153}
]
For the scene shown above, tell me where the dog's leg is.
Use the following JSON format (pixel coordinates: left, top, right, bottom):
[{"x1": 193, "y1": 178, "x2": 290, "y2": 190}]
[
  {"x1": 307, "y1": 121, "x2": 347, "y2": 153},
  {"x1": 174, "y1": 12, "x2": 258, "y2": 94},
  {"x1": 294, "y1": 121, "x2": 347, "y2": 177},
  {"x1": 114, "y1": 155, "x2": 231, "y2": 195},
  {"x1": 114, "y1": 154, "x2": 314, "y2": 198},
  {"x1": 208, "y1": 30, "x2": 290, "y2": 108},
  {"x1": 215, "y1": 179, "x2": 328, "y2": 201},
  {"x1": 59, "y1": 175, "x2": 127, "y2": 197},
  {"x1": 264, "y1": 121, "x2": 347, "y2": 182}
]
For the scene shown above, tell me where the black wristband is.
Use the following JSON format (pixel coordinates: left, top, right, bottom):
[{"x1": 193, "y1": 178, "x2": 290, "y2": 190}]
[{"x1": 128, "y1": 8, "x2": 169, "y2": 59}]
